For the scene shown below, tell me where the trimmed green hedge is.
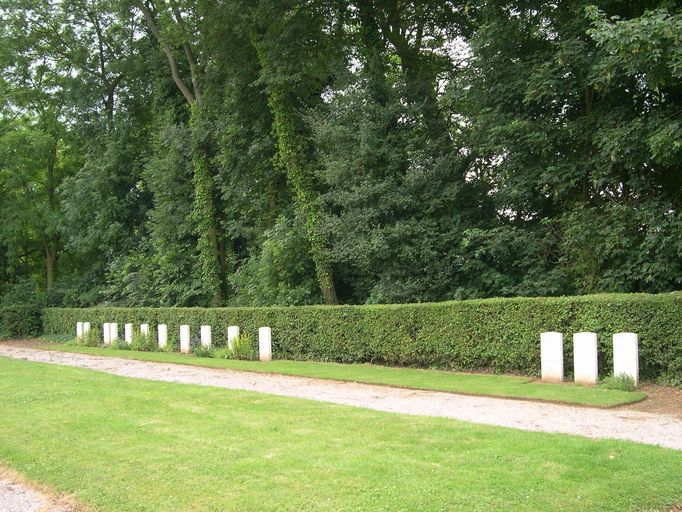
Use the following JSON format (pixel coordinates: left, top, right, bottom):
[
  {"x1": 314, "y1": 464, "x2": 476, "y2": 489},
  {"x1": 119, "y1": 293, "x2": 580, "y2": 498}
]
[
  {"x1": 0, "y1": 306, "x2": 43, "y2": 338},
  {"x1": 41, "y1": 293, "x2": 682, "y2": 384}
]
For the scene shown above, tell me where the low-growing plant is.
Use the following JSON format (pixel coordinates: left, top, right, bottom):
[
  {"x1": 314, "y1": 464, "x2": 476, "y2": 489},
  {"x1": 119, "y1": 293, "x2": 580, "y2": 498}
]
[
  {"x1": 130, "y1": 329, "x2": 156, "y2": 352},
  {"x1": 193, "y1": 344, "x2": 215, "y2": 358},
  {"x1": 231, "y1": 332, "x2": 255, "y2": 360},
  {"x1": 213, "y1": 347, "x2": 231, "y2": 359},
  {"x1": 601, "y1": 373, "x2": 637, "y2": 392},
  {"x1": 114, "y1": 337, "x2": 131, "y2": 350},
  {"x1": 78, "y1": 326, "x2": 101, "y2": 347}
]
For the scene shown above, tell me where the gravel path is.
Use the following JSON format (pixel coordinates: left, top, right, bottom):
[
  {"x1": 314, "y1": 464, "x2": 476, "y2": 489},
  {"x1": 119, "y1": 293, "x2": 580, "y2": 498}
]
[
  {"x1": 1, "y1": 345, "x2": 681, "y2": 451},
  {"x1": 0, "y1": 472, "x2": 71, "y2": 512}
]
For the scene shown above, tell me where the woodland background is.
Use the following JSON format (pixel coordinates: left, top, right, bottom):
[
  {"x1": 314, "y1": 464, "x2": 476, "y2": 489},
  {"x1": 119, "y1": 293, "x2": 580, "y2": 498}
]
[{"x1": 0, "y1": 0, "x2": 680, "y2": 308}]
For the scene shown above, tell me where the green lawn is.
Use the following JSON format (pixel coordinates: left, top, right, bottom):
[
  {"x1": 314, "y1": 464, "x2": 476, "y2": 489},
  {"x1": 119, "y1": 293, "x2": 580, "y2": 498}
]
[
  {"x1": 0, "y1": 357, "x2": 679, "y2": 512},
  {"x1": 35, "y1": 342, "x2": 646, "y2": 407}
]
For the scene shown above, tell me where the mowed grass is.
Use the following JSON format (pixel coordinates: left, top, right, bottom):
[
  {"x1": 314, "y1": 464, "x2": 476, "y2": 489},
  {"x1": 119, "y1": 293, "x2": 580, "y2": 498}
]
[
  {"x1": 0, "y1": 357, "x2": 680, "y2": 512},
  {"x1": 37, "y1": 342, "x2": 646, "y2": 407}
]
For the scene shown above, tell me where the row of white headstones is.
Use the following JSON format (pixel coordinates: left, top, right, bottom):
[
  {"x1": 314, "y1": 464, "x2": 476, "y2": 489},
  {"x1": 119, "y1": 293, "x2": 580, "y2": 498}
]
[
  {"x1": 541, "y1": 331, "x2": 639, "y2": 385},
  {"x1": 75, "y1": 322, "x2": 638, "y2": 384},
  {"x1": 75, "y1": 322, "x2": 272, "y2": 361}
]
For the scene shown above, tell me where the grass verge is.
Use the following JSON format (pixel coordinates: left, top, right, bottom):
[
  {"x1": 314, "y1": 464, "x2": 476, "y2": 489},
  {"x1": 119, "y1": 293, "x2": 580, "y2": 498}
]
[
  {"x1": 32, "y1": 341, "x2": 645, "y2": 407},
  {"x1": 0, "y1": 357, "x2": 679, "y2": 512}
]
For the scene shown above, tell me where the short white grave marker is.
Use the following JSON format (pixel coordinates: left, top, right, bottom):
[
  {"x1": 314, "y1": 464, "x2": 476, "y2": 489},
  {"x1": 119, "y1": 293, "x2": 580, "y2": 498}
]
[
  {"x1": 140, "y1": 323, "x2": 150, "y2": 338},
  {"x1": 76, "y1": 322, "x2": 84, "y2": 341},
  {"x1": 124, "y1": 324, "x2": 133, "y2": 344},
  {"x1": 109, "y1": 323, "x2": 118, "y2": 343},
  {"x1": 103, "y1": 323, "x2": 111, "y2": 345},
  {"x1": 259, "y1": 327, "x2": 272, "y2": 362},
  {"x1": 158, "y1": 324, "x2": 168, "y2": 349},
  {"x1": 83, "y1": 322, "x2": 91, "y2": 337},
  {"x1": 200, "y1": 325, "x2": 212, "y2": 348},
  {"x1": 573, "y1": 332, "x2": 598, "y2": 385},
  {"x1": 227, "y1": 326, "x2": 239, "y2": 350},
  {"x1": 540, "y1": 332, "x2": 564, "y2": 383},
  {"x1": 180, "y1": 325, "x2": 190, "y2": 354},
  {"x1": 613, "y1": 332, "x2": 639, "y2": 386}
]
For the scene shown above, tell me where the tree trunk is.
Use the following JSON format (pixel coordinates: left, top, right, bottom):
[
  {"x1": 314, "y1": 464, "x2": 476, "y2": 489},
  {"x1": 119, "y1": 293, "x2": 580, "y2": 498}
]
[
  {"x1": 45, "y1": 137, "x2": 59, "y2": 291},
  {"x1": 265, "y1": 86, "x2": 339, "y2": 304}
]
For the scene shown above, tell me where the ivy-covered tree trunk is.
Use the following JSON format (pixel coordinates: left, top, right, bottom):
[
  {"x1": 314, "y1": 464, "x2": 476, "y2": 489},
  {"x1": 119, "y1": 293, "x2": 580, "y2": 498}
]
[
  {"x1": 266, "y1": 87, "x2": 338, "y2": 305},
  {"x1": 190, "y1": 107, "x2": 224, "y2": 306}
]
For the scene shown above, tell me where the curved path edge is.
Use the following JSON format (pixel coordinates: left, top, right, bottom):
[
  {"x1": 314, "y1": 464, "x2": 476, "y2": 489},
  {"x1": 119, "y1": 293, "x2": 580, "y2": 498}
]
[{"x1": 1, "y1": 345, "x2": 680, "y2": 451}]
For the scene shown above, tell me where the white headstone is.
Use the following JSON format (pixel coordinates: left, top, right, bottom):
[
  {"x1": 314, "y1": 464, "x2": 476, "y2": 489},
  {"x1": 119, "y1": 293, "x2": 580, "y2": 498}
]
[
  {"x1": 613, "y1": 332, "x2": 639, "y2": 386},
  {"x1": 109, "y1": 323, "x2": 118, "y2": 343},
  {"x1": 227, "y1": 326, "x2": 240, "y2": 350},
  {"x1": 540, "y1": 332, "x2": 564, "y2": 383},
  {"x1": 180, "y1": 325, "x2": 190, "y2": 354},
  {"x1": 103, "y1": 323, "x2": 111, "y2": 345},
  {"x1": 76, "y1": 322, "x2": 84, "y2": 341},
  {"x1": 140, "y1": 323, "x2": 150, "y2": 338},
  {"x1": 83, "y1": 322, "x2": 91, "y2": 337},
  {"x1": 258, "y1": 327, "x2": 272, "y2": 362},
  {"x1": 124, "y1": 324, "x2": 133, "y2": 344},
  {"x1": 573, "y1": 332, "x2": 598, "y2": 385},
  {"x1": 200, "y1": 325, "x2": 212, "y2": 348},
  {"x1": 158, "y1": 324, "x2": 168, "y2": 349}
]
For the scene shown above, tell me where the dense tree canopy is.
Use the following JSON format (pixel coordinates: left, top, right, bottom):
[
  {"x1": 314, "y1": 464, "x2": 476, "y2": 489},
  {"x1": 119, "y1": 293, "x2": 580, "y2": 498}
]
[{"x1": 1, "y1": 0, "x2": 680, "y2": 307}]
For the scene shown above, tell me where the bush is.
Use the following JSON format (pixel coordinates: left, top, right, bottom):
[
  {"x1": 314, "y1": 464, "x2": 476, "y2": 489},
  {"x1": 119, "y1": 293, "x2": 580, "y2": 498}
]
[
  {"x1": 114, "y1": 337, "x2": 131, "y2": 350},
  {"x1": 212, "y1": 333, "x2": 256, "y2": 360},
  {"x1": 130, "y1": 328, "x2": 156, "y2": 352},
  {"x1": 41, "y1": 292, "x2": 682, "y2": 383},
  {"x1": 193, "y1": 344, "x2": 214, "y2": 358},
  {"x1": 601, "y1": 373, "x2": 637, "y2": 392},
  {"x1": 78, "y1": 326, "x2": 101, "y2": 347},
  {"x1": 231, "y1": 333, "x2": 255, "y2": 360},
  {"x1": 0, "y1": 306, "x2": 42, "y2": 338}
]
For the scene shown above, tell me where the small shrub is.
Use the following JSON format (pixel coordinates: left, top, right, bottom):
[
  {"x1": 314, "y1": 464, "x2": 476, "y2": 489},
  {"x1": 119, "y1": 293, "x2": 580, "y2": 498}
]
[
  {"x1": 130, "y1": 329, "x2": 156, "y2": 352},
  {"x1": 213, "y1": 347, "x2": 232, "y2": 359},
  {"x1": 193, "y1": 344, "x2": 215, "y2": 358},
  {"x1": 601, "y1": 373, "x2": 637, "y2": 392},
  {"x1": 79, "y1": 326, "x2": 101, "y2": 347},
  {"x1": 231, "y1": 333, "x2": 255, "y2": 360},
  {"x1": 114, "y1": 337, "x2": 131, "y2": 350}
]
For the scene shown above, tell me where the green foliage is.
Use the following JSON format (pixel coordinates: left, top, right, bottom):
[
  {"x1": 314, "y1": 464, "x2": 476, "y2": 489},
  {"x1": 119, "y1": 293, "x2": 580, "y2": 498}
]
[
  {"x1": 229, "y1": 216, "x2": 322, "y2": 306},
  {"x1": 130, "y1": 328, "x2": 157, "y2": 352},
  {"x1": 114, "y1": 337, "x2": 131, "y2": 351},
  {"x1": 78, "y1": 326, "x2": 101, "y2": 348},
  {"x1": 42, "y1": 292, "x2": 682, "y2": 383},
  {"x1": 230, "y1": 332, "x2": 255, "y2": 361},
  {"x1": 0, "y1": 306, "x2": 42, "y2": 338},
  {"x1": 2, "y1": 0, "x2": 682, "y2": 312},
  {"x1": 601, "y1": 373, "x2": 637, "y2": 392},
  {"x1": 192, "y1": 344, "x2": 215, "y2": 358}
]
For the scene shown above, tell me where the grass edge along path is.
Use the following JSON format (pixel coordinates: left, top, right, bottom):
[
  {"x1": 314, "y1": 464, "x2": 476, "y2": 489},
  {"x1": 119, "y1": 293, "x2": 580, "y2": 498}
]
[
  {"x1": 0, "y1": 357, "x2": 680, "y2": 512},
  {"x1": 28, "y1": 341, "x2": 645, "y2": 407}
]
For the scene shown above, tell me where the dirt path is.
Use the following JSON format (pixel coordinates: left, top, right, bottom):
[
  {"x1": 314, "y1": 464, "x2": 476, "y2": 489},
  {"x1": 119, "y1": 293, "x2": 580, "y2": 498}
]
[{"x1": 1, "y1": 345, "x2": 680, "y2": 451}]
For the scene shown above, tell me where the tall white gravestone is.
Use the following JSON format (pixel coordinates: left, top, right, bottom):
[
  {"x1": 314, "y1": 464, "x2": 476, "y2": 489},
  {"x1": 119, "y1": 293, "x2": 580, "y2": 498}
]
[
  {"x1": 227, "y1": 326, "x2": 239, "y2": 350},
  {"x1": 258, "y1": 327, "x2": 272, "y2": 362},
  {"x1": 76, "y1": 322, "x2": 84, "y2": 341},
  {"x1": 158, "y1": 324, "x2": 168, "y2": 349},
  {"x1": 109, "y1": 323, "x2": 118, "y2": 343},
  {"x1": 573, "y1": 332, "x2": 598, "y2": 385},
  {"x1": 180, "y1": 325, "x2": 190, "y2": 354},
  {"x1": 83, "y1": 322, "x2": 91, "y2": 338},
  {"x1": 124, "y1": 324, "x2": 133, "y2": 344},
  {"x1": 200, "y1": 325, "x2": 212, "y2": 348},
  {"x1": 140, "y1": 323, "x2": 150, "y2": 338},
  {"x1": 103, "y1": 323, "x2": 111, "y2": 345},
  {"x1": 613, "y1": 332, "x2": 639, "y2": 386},
  {"x1": 540, "y1": 332, "x2": 564, "y2": 383}
]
